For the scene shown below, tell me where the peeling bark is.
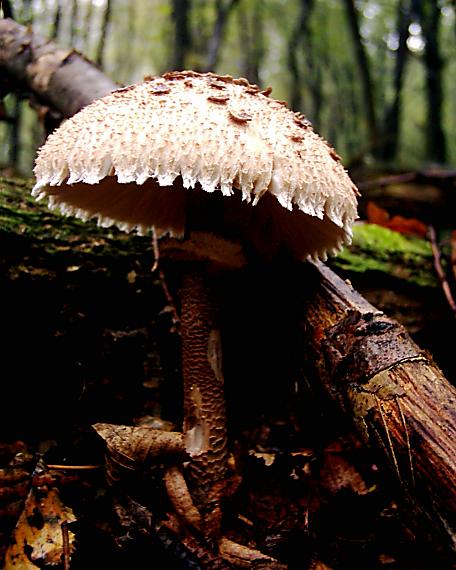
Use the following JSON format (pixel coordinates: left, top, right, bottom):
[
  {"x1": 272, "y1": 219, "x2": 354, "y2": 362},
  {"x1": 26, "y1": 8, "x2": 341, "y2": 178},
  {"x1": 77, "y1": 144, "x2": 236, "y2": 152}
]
[{"x1": 300, "y1": 261, "x2": 456, "y2": 555}]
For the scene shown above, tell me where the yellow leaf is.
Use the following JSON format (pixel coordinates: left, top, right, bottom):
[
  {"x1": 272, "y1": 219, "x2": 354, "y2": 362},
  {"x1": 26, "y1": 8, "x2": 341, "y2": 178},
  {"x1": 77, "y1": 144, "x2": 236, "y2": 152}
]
[{"x1": 4, "y1": 465, "x2": 76, "y2": 568}]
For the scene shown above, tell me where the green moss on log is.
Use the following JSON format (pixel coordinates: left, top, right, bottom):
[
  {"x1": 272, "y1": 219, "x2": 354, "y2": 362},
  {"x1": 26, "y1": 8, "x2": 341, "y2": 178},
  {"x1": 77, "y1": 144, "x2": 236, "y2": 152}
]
[
  {"x1": 331, "y1": 223, "x2": 438, "y2": 288},
  {"x1": 1, "y1": 176, "x2": 439, "y2": 289},
  {"x1": 0, "y1": 175, "x2": 151, "y2": 264}
]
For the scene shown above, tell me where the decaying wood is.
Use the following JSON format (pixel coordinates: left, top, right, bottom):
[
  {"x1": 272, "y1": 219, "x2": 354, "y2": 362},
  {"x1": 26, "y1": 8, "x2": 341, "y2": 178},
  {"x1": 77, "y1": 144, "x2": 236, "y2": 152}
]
[
  {"x1": 299, "y1": 261, "x2": 456, "y2": 553},
  {"x1": 0, "y1": 18, "x2": 116, "y2": 119}
]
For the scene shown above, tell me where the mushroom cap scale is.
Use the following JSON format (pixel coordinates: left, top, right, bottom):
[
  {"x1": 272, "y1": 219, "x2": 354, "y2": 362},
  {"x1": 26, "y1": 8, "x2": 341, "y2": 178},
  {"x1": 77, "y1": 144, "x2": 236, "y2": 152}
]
[{"x1": 33, "y1": 70, "x2": 359, "y2": 261}]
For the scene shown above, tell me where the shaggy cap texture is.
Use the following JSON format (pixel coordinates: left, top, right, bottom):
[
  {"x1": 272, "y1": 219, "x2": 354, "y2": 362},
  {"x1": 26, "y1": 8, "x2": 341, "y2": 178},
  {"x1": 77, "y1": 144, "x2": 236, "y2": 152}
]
[{"x1": 33, "y1": 70, "x2": 359, "y2": 261}]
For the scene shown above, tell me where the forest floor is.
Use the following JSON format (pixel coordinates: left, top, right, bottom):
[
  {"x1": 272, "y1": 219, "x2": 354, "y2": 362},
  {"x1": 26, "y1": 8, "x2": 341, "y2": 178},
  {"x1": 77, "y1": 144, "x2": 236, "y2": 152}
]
[{"x1": 0, "y1": 174, "x2": 455, "y2": 569}]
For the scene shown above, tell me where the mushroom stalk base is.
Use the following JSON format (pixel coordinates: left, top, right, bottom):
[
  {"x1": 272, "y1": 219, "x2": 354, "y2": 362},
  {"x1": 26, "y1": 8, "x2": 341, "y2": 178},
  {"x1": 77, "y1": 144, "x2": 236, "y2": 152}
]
[{"x1": 180, "y1": 267, "x2": 229, "y2": 521}]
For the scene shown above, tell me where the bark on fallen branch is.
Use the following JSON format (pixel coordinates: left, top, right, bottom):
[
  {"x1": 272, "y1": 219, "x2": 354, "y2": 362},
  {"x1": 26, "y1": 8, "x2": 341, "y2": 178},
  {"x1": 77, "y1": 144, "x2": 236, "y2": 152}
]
[
  {"x1": 0, "y1": 18, "x2": 116, "y2": 118},
  {"x1": 299, "y1": 261, "x2": 456, "y2": 554},
  {"x1": 356, "y1": 168, "x2": 456, "y2": 192}
]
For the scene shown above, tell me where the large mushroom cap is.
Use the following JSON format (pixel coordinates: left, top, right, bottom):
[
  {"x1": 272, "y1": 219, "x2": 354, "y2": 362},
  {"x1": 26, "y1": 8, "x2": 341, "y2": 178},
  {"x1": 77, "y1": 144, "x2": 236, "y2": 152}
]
[{"x1": 33, "y1": 70, "x2": 359, "y2": 261}]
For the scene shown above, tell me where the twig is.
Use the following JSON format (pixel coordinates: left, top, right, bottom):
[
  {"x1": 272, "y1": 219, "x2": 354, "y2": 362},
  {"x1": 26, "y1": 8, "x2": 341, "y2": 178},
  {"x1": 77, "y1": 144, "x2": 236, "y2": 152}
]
[
  {"x1": 61, "y1": 521, "x2": 71, "y2": 570},
  {"x1": 356, "y1": 169, "x2": 456, "y2": 192},
  {"x1": 376, "y1": 395, "x2": 403, "y2": 485},
  {"x1": 48, "y1": 464, "x2": 102, "y2": 470},
  {"x1": 395, "y1": 395, "x2": 415, "y2": 488},
  {"x1": 428, "y1": 225, "x2": 456, "y2": 317},
  {"x1": 151, "y1": 230, "x2": 181, "y2": 334}
]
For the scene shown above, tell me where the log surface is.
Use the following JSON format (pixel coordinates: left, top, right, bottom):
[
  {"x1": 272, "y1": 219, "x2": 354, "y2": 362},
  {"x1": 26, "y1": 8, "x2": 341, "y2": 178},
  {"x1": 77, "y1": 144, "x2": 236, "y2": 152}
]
[{"x1": 299, "y1": 262, "x2": 456, "y2": 553}]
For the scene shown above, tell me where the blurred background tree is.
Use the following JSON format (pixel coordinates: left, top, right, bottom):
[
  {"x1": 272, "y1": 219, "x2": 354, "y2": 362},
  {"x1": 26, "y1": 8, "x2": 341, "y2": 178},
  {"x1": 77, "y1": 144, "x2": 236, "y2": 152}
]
[{"x1": 0, "y1": 0, "x2": 455, "y2": 177}]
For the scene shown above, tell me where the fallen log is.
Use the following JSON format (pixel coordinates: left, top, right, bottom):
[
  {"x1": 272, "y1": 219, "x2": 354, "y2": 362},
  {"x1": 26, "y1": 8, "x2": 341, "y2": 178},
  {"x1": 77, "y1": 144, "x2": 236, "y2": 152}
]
[
  {"x1": 299, "y1": 261, "x2": 456, "y2": 555},
  {"x1": 0, "y1": 18, "x2": 116, "y2": 119},
  {"x1": 1, "y1": 19, "x2": 455, "y2": 561}
]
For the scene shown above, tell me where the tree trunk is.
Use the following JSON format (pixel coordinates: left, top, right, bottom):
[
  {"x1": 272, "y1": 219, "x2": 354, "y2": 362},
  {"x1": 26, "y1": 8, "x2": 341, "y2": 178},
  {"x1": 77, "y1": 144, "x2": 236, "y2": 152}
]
[
  {"x1": 81, "y1": 0, "x2": 94, "y2": 53},
  {"x1": 95, "y1": 0, "x2": 112, "y2": 68},
  {"x1": 237, "y1": 0, "x2": 264, "y2": 86},
  {"x1": 380, "y1": 0, "x2": 412, "y2": 161},
  {"x1": 1, "y1": 0, "x2": 13, "y2": 19},
  {"x1": 171, "y1": 0, "x2": 192, "y2": 70},
  {"x1": 343, "y1": 0, "x2": 379, "y2": 156},
  {"x1": 69, "y1": 0, "x2": 78, "y2": 47},
  {"x1": 205, "y1": 0, "x2": 240, "y2": 72},
  {"x1": 413, "y1": 0, "x2": 446, "y2": 163},
  {"x1": 51, "y1": 0, "x2": 62, "y2": 41},
  {"x1": 0, "y1": 18, "x2": 117, "y2": 119},
  {"x1": 287, "y1": 0, "x2": 314, "y2": 112},
  {"x1": 299, "y1": 261, "x2": 456, "y2": 556}
]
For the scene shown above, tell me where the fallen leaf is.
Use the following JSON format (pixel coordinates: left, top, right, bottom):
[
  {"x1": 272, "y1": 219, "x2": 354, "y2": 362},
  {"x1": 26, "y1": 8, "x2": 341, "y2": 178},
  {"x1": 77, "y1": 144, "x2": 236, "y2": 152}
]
[
  {"x1": 4, "y1": 460, "x2": 76, "y2": 569},
  {"x1": 366, "y1": 201, "x2": 390, "y2": 225},
  {"x1": 384, "y1": 215, "x2": 428, "y2": 238},
  {"x1": 320, "y1": 451, "x2": 372, "y2": 496},
  {"x1": 366, "y1": 201, "x2": 428, "y2": 238}
]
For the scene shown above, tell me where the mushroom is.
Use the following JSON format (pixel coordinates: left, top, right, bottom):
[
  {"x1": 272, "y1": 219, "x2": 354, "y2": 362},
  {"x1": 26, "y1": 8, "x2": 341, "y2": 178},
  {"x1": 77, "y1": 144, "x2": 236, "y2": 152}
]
[{"x1": 32, "y1": 70, "x2": 359, "y2": 537}]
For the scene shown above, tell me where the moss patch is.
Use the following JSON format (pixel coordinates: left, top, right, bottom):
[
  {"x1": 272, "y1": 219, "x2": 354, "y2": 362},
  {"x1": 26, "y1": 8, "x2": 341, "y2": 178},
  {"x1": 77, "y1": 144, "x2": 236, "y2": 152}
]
[
  {"x1": 0, "y1": 175, "x2": 151, "y2": 262},
  {"x1": 330, "y1": 222, "x2": 438, "y2": 288}
]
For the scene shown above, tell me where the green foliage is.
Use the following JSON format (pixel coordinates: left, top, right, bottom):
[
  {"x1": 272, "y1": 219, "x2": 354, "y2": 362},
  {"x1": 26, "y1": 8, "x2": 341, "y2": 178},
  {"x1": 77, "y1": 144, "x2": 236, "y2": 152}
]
[{"x1": 1, "y1": 0, "x2": 456, "y2": 174}]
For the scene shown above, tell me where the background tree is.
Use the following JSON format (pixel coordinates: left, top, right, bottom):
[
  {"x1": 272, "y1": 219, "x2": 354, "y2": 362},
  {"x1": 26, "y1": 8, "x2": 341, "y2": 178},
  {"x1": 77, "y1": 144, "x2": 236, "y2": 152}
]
[
  {"x1": 413, "y1": 0, "x2": 447, "y2": 163},
  {"x1": 1, "y1": 0, "x2": 456, "y2": 174},
  {"x1": 343, "y1": 0, "x2": 379, "y2": 157},
  {"x1": 380, "y1": 0, "x2": 412, "y2": 161}
]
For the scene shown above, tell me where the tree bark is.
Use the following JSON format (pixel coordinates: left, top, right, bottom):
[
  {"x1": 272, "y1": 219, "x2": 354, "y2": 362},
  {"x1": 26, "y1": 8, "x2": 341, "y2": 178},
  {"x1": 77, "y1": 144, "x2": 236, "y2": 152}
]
[
  {"x1": 299, "y1": 261, "x2": 456, "y2": 556},
  {"x1": 0, "y1": 18, "x2": 117, "y2": 119}
]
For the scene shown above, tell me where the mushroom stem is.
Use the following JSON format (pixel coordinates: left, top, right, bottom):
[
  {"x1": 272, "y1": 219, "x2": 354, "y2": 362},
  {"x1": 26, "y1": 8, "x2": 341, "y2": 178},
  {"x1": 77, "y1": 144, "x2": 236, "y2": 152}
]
[{"x1": 180, "y1": 267, "x2": 229, "y2": 521}]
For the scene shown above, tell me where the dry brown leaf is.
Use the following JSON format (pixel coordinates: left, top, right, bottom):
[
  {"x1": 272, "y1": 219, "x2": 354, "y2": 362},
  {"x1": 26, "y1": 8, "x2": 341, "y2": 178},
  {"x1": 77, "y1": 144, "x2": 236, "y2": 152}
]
[
  {"x1": 366, "y1": 201, "x2": 390, "y2": 225},
  {"x1": 319, "y1": 452, "x2": 371, "y2": 496},
  {"x1": 92, "y1": 423, "x2": 185, "y2": 467},
  {"x1": 366, "y1": 201, "x2": 428, "y2": 238},
  {"x1": 4, "y1": 463, "x2": 76, "y2": 569}
]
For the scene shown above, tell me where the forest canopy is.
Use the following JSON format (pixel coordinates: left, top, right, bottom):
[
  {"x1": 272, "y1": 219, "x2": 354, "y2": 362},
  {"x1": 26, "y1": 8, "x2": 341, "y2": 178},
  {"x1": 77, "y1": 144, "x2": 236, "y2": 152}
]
[{"x1": 1, "y1": 0, "x2": 455, "y2": 176}]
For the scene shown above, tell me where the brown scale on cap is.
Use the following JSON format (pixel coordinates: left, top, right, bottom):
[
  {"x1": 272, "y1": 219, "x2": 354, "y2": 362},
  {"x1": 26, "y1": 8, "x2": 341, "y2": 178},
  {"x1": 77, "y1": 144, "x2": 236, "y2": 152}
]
[{"x1": 207, "y1": 94, "x2": 230, "y2": 104}]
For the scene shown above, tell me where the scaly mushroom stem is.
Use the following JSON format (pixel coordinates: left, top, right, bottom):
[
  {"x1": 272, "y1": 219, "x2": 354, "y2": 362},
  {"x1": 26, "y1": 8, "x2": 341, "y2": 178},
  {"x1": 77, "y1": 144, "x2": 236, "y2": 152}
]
[{"x1": 180, "y1": 267, "x2": 229, "y2": 526}]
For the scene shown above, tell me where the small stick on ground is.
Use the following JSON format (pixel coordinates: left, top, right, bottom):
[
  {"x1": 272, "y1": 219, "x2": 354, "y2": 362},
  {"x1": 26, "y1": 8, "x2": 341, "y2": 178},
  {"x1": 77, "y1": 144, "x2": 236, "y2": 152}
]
[
  {"x1": 61, "y1": 521, "x2": 71, "y2": 570},
  {"x1": 428, "y1": 225, "x2": 456, "y2": 317},
  {"x1": 151, "y1": 229, "x2": 181, "y2": 334}
]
